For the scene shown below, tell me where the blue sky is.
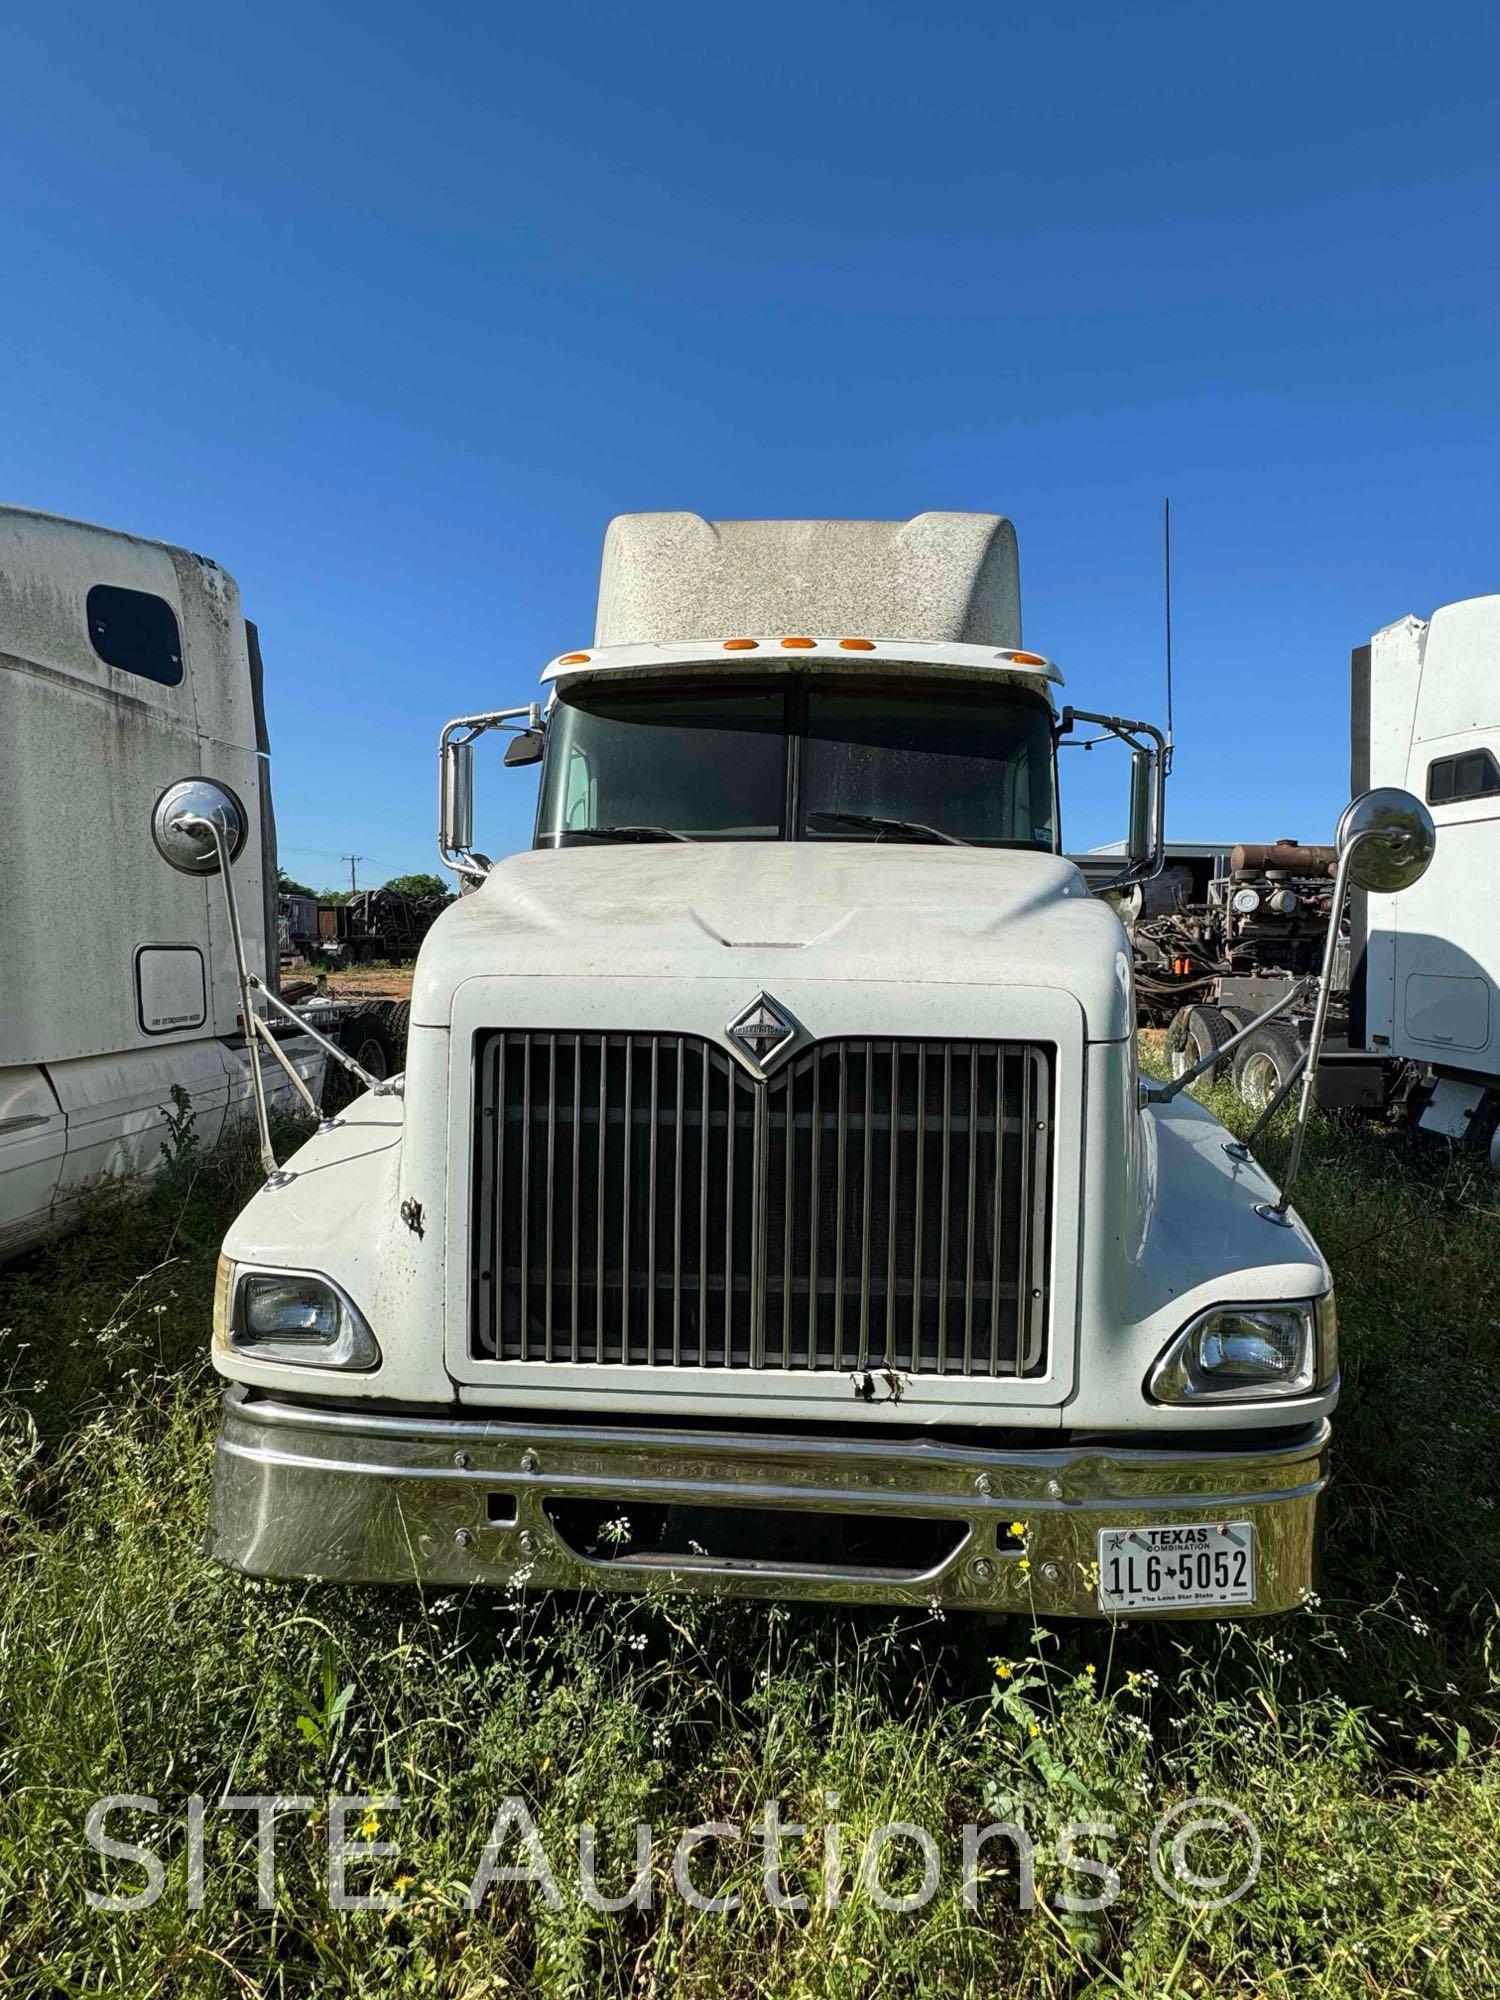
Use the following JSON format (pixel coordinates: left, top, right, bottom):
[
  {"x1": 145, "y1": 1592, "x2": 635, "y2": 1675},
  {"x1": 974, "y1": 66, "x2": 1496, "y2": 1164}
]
[{"x1": 5, "y1": 2, "x2": 1497, "y2": 884}]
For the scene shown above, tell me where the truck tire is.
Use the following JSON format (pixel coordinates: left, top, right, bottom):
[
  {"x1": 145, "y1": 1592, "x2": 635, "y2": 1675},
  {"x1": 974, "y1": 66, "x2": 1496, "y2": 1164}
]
[
  {"x1": 1167, "y1": 1004, "x2": 1234, "y2": 1082},
  {"x1": 1220, "y1": 1005, "x2": 1255, "y2": 1035},
  {"x1": 1231, "y1": 1023, "x2": 1303, "y2": 1113},
  {"x1": 386, "y1": 1000, "x2": 411, "y2": 1060},
  {"x1": 345, "y1": 1008, "x2": 399, "y2": 1080},
  {"x1": 323, "y1": 1006, "x2": 401, "y2": 1114}
]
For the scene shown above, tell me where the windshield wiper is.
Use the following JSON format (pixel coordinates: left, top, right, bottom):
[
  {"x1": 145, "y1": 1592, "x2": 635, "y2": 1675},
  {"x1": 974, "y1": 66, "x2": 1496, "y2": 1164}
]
[
  {"x1": 572, "y1": 824, "x2": 696, "y2": 844},
  {"x1": 807, "y1": 811, "x2": 969, "y2": 846}
]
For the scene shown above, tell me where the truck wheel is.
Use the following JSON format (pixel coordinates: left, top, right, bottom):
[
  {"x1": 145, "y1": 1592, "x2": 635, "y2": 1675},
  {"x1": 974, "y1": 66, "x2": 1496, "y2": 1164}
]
[
  {"x1": 1232, "y1": 1024, "x2": 1303, "y2": 1112},
  {"x1": 345, "y1": 1009, "x2": 399, "y2": 1080},
  {"x1": 1220, "y1": 1005, "x2": 1255, "y2": 1034},
  {"x1": 1167, "y1": 1004, "x2": 1234, "y2": 1082},
  {"x1": 324, "y1": 1007, "x2": 400, "y2": 1113}
]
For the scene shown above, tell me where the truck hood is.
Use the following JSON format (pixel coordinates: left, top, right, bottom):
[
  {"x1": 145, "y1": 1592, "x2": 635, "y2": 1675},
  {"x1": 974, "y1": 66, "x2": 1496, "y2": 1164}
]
[{"x1": 414, "y1": 843, "x2": 1133, "y2": 1041}]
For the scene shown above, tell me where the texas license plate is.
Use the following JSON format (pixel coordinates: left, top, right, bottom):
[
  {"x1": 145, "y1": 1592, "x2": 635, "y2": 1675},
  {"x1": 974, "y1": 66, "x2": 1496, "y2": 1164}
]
[{"x1": 1096, "y1": 1522, "x2": 1255, "y2": 1611}]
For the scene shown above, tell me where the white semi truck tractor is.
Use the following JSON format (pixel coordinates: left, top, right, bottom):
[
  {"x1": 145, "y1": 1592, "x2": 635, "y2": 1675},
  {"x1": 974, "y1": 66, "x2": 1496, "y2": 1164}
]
[{"x1": 172, "y1": 513, "x2": 1437, "y2": 1619}]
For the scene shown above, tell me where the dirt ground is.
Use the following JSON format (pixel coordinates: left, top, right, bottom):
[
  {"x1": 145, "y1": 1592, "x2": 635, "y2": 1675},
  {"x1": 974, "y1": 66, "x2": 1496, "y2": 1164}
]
[{"x1": 282, "y1": 959, "x2": 415, "y2": 1002}]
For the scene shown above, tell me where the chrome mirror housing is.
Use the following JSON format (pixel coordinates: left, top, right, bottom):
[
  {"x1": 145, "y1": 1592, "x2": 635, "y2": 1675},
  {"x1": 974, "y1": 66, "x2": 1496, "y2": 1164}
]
[
  {"x1": 1335, "y1": 786, "x2": 1436, "y2": 894},
  {"x1": 1258, "y1": 785, "x2": 1438, "y2": 1225},
  {"x1": 151, "y1": 777, "x2": 246, "y2": 874},
  {"x1": 437, "y1": 703, "x2": 542, "y2": 879},
  {"x1": 442, "y1": 738, "x2": 475, "y2": 854},
  {"x1": 145, "y1": 773, "x2": 395, "y2": 1191}
]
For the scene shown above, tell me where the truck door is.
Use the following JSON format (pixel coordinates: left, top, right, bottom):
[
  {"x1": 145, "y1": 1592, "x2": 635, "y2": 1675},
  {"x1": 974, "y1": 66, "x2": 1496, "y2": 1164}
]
[{"x1": 1396, "y1": 735, "x2": 1499, "y2": 1064}]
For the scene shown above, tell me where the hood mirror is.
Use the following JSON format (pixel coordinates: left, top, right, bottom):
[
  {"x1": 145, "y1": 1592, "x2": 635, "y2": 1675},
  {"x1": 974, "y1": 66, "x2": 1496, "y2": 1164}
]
[
  {"x1": 1255, "y1": 785, "x2": 1436, "y2": 1226},
  {"x1": 151, "y1": 778, "x2": 246, "y2": 874},
  {"x1": 1336, "y1": 786, "x2": 1436, "y2": 894}
]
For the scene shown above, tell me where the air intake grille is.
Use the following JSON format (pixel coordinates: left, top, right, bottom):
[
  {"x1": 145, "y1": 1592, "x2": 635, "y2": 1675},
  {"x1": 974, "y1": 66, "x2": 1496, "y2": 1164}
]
[{"x1": 471, "y1": 1033, "x2": 1052, "y2": 1375}]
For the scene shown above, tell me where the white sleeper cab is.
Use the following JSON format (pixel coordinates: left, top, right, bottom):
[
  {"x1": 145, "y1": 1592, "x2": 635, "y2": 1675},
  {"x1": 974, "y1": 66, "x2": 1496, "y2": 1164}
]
[
  {"x1": 168, "y1": 513, "x2": 1439, "y2": 1618},
  {"x1": 0, "y1": 505, "x2": 327, "y2": 1261}
]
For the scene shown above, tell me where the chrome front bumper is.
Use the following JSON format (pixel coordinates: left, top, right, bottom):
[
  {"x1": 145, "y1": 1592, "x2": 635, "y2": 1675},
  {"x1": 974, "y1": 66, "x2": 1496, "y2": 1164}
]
[{"x1": 210, "y1": 1390, "x2": 1327, "y2": 1618}]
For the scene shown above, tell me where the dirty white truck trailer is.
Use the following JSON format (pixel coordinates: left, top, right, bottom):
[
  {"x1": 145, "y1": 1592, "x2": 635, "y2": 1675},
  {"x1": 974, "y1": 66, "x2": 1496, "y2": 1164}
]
[
  {"x1": 0, "y1": 506, "x2": 349, "y2": 1259},
  {"x1": 158, "y1": 512, "x2": 1438, "y2": 1619}
]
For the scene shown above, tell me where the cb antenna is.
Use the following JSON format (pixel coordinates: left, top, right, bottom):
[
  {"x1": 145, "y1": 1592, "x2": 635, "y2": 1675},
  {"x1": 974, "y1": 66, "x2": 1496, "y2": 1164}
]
[{"x1": 1162, "y1": 497, "x2": 1175, "y2": 776}]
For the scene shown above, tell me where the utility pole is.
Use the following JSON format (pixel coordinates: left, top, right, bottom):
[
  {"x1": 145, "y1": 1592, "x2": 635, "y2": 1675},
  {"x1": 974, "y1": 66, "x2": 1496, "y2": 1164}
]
[{"x1": 342, "y1": 854, "x2": 364, "y2": 895}]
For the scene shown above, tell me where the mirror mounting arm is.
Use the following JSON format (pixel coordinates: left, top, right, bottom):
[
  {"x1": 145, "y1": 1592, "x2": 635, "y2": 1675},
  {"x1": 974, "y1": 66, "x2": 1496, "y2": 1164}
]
[
  {"x1": 1057, "y1": 707, "x2": 1169, "y2": 888},
  {"x1": 177, "y1": 813, "x2": 396, "y2": 1189},
  {"x1": 178, "y1": 811, "x2": 290, "y2": 1187},
  {"x1": 1248, "y1": 788, "x2": 1433, "y2": 1225},
  {"x1": 438, "y1": 703, "x2": 542, "y2": 879}
]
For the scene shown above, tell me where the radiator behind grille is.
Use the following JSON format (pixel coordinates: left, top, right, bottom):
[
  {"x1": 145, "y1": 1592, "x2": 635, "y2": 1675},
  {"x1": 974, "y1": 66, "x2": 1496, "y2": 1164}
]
[{"x1": 471, "y1": 1032, "x2": 1052, "y2": 1375}]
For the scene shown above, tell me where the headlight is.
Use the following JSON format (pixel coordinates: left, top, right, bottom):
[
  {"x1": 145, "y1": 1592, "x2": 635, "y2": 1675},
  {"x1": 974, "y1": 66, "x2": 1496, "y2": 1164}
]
[
  {"x1": 1148, "y1": 1296, "x2": 1335, "y2": 1404},
  {"x1": 231, "y1": 1271, "x2": 380, "y2": 1371}
]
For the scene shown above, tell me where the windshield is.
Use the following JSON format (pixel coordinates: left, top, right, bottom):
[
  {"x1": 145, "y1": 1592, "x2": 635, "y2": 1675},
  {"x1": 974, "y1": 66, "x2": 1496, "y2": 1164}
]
[{"x1": 535, "y1": 678, "x2": 1057, "y2": 849}]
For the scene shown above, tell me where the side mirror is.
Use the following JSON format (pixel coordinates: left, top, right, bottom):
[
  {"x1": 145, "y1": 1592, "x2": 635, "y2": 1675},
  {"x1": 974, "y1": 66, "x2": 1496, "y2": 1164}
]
[
  {"x1": 437, "y1": 704, "x2": 541, "y2": 878},
  {"x1": 1257, "y1": 784, "x2": 1437, "y2": 1225},
  {"x1": 441, "y1": 739, "x2": 474, "y2": 855},
  {"x1": 503, "y1": 728, "x2": 545, "y2": 769},
  {"x1": 1127, "y1": 747, "x2": 1154, "y2": 867},
  {"x1": 1335, "y1": 785, "x2": 1436, "y2": 893},
  {"x1": 1057, "y1": 708, "x2": 1167, "y2": 888},
  {"x1": 151, "y1": 778, "x2": 246, "y2": 874}
]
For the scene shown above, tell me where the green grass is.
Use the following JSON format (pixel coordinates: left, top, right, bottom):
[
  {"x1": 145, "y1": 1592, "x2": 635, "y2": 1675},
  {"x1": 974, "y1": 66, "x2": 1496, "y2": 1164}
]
[{"x1": 2, "y1": 1068, "x2": 1499, "y2": 1996}]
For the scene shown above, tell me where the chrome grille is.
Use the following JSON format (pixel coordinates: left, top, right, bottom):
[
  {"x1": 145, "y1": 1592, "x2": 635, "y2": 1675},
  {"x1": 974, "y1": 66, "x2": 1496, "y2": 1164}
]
[{"x1": 471, "y1": 1032, "x2": 1052, "y2": 1375}]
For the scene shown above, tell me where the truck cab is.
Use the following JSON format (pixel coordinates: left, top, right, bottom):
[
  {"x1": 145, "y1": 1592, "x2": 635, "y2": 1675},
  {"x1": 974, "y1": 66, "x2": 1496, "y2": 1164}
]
[
  {"x1": 204, "y1": 512, "x2": 1340, "y2": 1619},
  {"x1": 0, "y1": 504, "x2": 325, "y2": 1261},
  {"x1": 1348, "y1": 599, "x2": 1500, "y2": 1153}
]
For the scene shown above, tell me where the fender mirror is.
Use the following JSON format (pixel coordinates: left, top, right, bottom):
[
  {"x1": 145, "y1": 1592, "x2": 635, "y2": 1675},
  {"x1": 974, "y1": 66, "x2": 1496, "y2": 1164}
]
[
  {"x1": 151, "y1": 778, "x2": 246, "y2": 875},
  {"x1": 1260, "y1": 786, "x2": 1437, "y2": 1224},
  {"x1": 1336, "y1": 786, "x2": 1436, "y2": 893},
  {"x1": 148, "y1": 775, "x2": 397, "y2": 1190}
]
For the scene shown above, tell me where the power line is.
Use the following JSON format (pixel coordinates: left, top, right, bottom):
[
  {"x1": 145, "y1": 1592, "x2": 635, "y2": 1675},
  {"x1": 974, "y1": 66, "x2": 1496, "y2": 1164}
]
[{"x1": 342, "y1": 854, "x2": 365, "y2": 894}]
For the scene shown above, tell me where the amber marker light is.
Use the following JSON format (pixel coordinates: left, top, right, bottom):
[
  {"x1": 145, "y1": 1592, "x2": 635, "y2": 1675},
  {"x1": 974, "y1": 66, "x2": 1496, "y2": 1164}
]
[
  {"x1": 558, "y1": 651, "x2": 591, "y2": 665},
  {"x1": 780, "y1": 636, "x2": 816, "y2": 649},
  {"x1": 838, "y1": 638, "x2": 875, "y2": 650},
  {"x1": 722, "y1": 638, "x2": 759, "y2": 651},
  {"x1": 1005, "y1": 650, "x2": 1048, "y2": 667}
]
